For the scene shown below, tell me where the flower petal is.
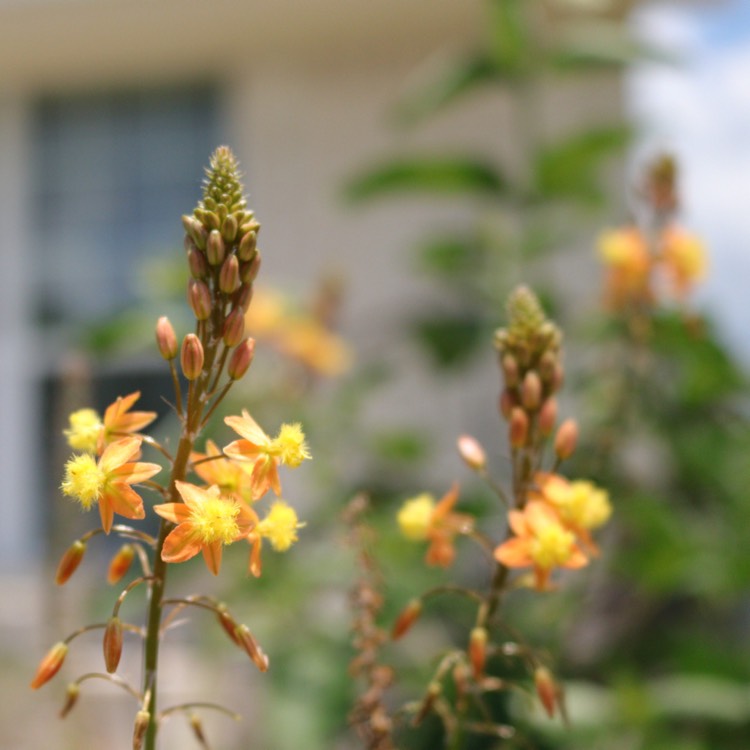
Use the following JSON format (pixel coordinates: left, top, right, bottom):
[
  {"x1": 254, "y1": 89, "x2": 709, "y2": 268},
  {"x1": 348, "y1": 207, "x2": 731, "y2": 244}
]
[
  {"x1": 495, "y1": 538, "x2": 532, "y2": 568},
  {"x1": 99, "y1": 437, "x2": 142, "y2": 473},
  {"x1": 105, "y1": 484, "x2": 146, "y2": 521},
  {"x1": 111, "y1": 461, "x2": 161, "y2": 484},
  {"x1": 153, "y1": 503, "x2": 192, "y2": 524},
  {"x1": 175, "y1": 480, "x2": 219, "y2": 509},
  {"x1": 99, "y1": 499, "x2": 115, "y2": 534},
  {"x1": 223, "y1": 439, "x2": 263, "y2": 461},
  {"x1": 202, "y1": 541, "x2": 223, "y2": 576},
  {"x1": 224, "y1": 411, "x2": 270, "y2": 446},
  {"x1": 161, "y1": 524, "x2": 201, "y2": 563}
]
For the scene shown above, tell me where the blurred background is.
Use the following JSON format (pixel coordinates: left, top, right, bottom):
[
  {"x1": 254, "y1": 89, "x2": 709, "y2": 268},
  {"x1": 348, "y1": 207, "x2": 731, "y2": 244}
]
[{"x1": 1, "y1": 0, "x2": 749, "y2": 748}]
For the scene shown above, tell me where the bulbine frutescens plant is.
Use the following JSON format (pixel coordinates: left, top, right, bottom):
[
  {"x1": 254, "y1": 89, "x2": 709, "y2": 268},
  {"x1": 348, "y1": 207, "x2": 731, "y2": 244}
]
[
  {"x1": 389, "y1": 286, "x2": 611, "y2": 746},
  {"x1": 31, "y1": 147, "x2": 311, "y2": 749}
]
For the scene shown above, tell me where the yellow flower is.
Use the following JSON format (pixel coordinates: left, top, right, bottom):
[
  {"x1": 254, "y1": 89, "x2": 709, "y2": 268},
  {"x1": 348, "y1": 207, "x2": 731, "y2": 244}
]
[
  {"x1": 64, "y1": 409, "x2": 103, "y2": 453},
  {"x1": 245, "y1": 500, "x2": 305, "y2": 577},
  {"x1": 397, "y1": 484, "x2": 472, "y2": 568},
  {"x1": 660, "y1": 225, "x2": 708, "y2": 297},
  {"x1": 597, "y1": 227, "x2": 653, "y2": 310},
  {"x1": 153, "y1": 482, "x2": 257, "y2": 575},
  {"x1": 224, "y1": 411, "x2": 311, "y2": 499},
  {"x1": 494, "y1": 501, "x2": 588, "y2": 591},
  {"x1": 61, "y1": 437, "x2": 161, "y2": 534}
]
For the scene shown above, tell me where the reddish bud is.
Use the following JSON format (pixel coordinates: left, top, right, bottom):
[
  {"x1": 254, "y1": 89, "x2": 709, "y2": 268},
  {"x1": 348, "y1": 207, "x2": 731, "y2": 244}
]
[
  {"x1": 457, "y1": 434, "x2": 486, "y2": 471},
  {"x1": 392, "y1": 599, "x2": 422, "y2": 640},
  {"x1": 187, "y1": 247, "x2": 208, "y2": 279},
  {"x1": 219, "y1": 255, "x2": 240, "y2": 294},
  {"x1": 414, "y1": 681, "x2": 441, "y2": 726},
  {"x1": 554, "y1": 419, "x2": 578, "y2": 461},
  {"x1": 103, "y1": 617, "x2": 123, "y2": 673},
  {"x1": 534, "y1": 666, "x2": 558, "y2": 718},
  {"x1": 521, "y1": 371, "x2": 543, "y2": 411},
  {"x1": 155, "y1": 316, "x2": 178, "y2": 360},
  {"x1": 59, "y1": 683, "x2": 80, "y2": 718},
  {"x1": 499, "y1": 388, "x2": 516, "y2": 420},
  {"x1": 206, "y1": 229, "x2": 226, "y2": 265},
  {"x1": 30, "y1": 642, "x2": 68, "y2": 689},
  {"x1": 222, "y1": 308, "x2": 245, "y2": 347},
  {"x1": 182, "y1": 215, "x2": 206, "y2": 250},
  {"x1": 181, "y1": 334, "x2": 204, "y2": 381},
  {"x1": 221, "y1": 214, "x2": 238, "y2": 244},
  {"x1": 469, "y1": 626, "x2": 488, "y2": 680},
  {"x1": 235, "y1": 624, "x2": 269, "y2": 672},
  {"x1": 240, "y1": 251, "x2": 262, "y2": 284},
  {"x1": 187, "y1": 279, "x2": 211, "y2": 321},
  {"x1": 216, "y1": 605, "x2": 242, "y2": 646},
  {"x1": 234, "y1": 282, "x2": 254, "y2": 312},
  {"x1": 537, "y1": 397, "x2": 558, "y2": 437},
  {"x1": 238, "y1": 230, "x2": 257, "y2": 261},
  {"x1": 509, "y1": 407, "x2": 529, "y2": 448},
  {"x1": 501, "y1": 354, "x2": 519, "y2": 387},
  {"x1": 228, "y1": 338, "x2": 255, "y2": 380},
  {"x1": 132, "y1": 710, "x2": 150, "y2": 750},
  {"x1": 107, "y1": 544, "x2": 135, "y2": 585},
  {"x1": 55, "y1": 540, "x2": 86, "y2": 585}
]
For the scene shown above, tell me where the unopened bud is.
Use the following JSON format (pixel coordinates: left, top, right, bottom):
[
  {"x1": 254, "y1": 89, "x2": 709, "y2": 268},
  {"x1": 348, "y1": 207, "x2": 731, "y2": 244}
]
[
  {"x1": 538, "y1": 350, "x2": 557, "y2": 382},
  {"x1": 240, "y1": 219, "x2": 261, "y2": 235},
  {"x1": 234, "y1": 282, "x2": 254, "y2": 312},
  {"x1": 501, "y1": 354, "x2": 519, "y2": 387},
  {"x1": 534, "y1": 666, "x2": 558, "y2": 718},
  {"x1": 392, "y1": 599, "x2": 422, "y2": 640},
  {"x1": 182, "y1": 215, "x2": 207, "y2": 251},
  {"x1": 59, "y1": 682, "x2": 80, "y2": 718},
  {"x1": 235, "y1": 624, "x2": 269, "y2": 672},
  {"x1": 219, "y1": 255, "x2": 240, "y2": 294},
  {"x1": 552, "y1": 363, "x2": 565, "y2": 392},
  {"x1": 107, "y1": 544, "x2": 135, "y2": 585},
  {"x1": 216, "y1": 604, "x2": 242, "y2": 646},
  {"x1": 414, "y1": 681, "x2": 441, "y2": 726},
  {"x1": 132, "y1": 709, "x2": 150, "y2": 750},
  {"x1": 521, "y1": 371, "x2": 542, "y2": 411},
  {"x1": 187, "y1": 279, "x2": 211, "y2": 321},
  {"x1": 103, "y1": 617, "x2": 123, "y2": 673},
  {"x1": 240, "y1": 251, "x2": 262, "y2": 284},
  {"x1": 30, "y1": 642, "x2": 68, "y2": 689},
  {"x1": 181, "y1": 334, "x2": 204, "y2": 380},
  {"x1": 222, "y1": 308, "x2": 245, "y2": 347},
  {"x1": 206, "y1": 229, "x2": 226, "y2": 265},
  {"x1": 469, "y1": 626, "x2": 488, "y2": 680},
  {"x1": 238, "y1": 230, "x2": 257, "y2": 261},
  {"x1": 509, "y1": 407, "x2": 529, "y2": 448},
  {"x1": 554, "y1": 419, "x2": 578, "y2": 460},
  {"x1": 457, "y1": 435, "x2": 486, "y2": 471},
  {"x1": 55, "y1": 540, "x2": 86, "y2": 585},
  {"x1": 155, "y1": 316, "x2": 178, "y2": 360},
  {"x1": 221, "y1": 214, "x2": 238, "y2": 244},
  {"x1": 499, "y1": 388, "x2": 516, "y2": 420},
  {"x1": 187, "y1": 247, "x2": 208, "y2": 279},
  {"x1": 228, "y1": 338, "x2": 255, "y2": 380},
  {"x1": 537, "y1": 397, "x2": 558, "y2": 437}
]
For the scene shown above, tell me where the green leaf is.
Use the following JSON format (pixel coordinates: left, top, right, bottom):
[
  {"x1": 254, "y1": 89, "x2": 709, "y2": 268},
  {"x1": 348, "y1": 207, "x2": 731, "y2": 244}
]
[
  {"x1": 532, "y1": 125, "x2": 631, "y2": 205},
  {"x1": 394, "y1": 54, "x2": 502, "y2": 126},
  {"x1": 344, "y1": 156, "x2": 507, "y2": 202},
  {"x1": 370, "y1": 429, "x2": 430, "y2": 465},
  {"x1": 416, "y1": 233, "x2": 487, "y2": 278},
  {"x1": 412, "y1": 313, "x2": 486, "y2": 368},
  {"x1": 487, "y1": 0, "x2": 531, "y2": 76}
]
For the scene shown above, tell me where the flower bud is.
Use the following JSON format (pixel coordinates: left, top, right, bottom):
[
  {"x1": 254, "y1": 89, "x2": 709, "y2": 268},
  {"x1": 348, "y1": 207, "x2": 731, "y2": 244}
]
[
  {"x1": 221, "y1": 214, "x2": 238, "y2": 244},
  {"x1": 219, "y1": 254, "x2": 240, "y2": 294},
  {"x1": 240, "y1": 219, "x2": 261, "y2": 235},
  {"x1": 234, "y1": 283, "x2": 254, "y2": 312},
  {"x1": 55, "y1": 540, "x2": 86, "y2": 585},
  {"x1": 552, "y1": 363, "x2": 565, "y2": 392},
  {"x1": 59, "y1": 682, "x2": 80, "y2": 718},
  {"x1": 469, "y1": 626, "x2": 488, "y2": 680},
  {"x1": 228, "y1": 338, "x2": 255, "y2": 380},
  {"x1": 103, "y1": 617, "x2": 123, "y2": 673},
  {"x1": 457, "y1": 435, "x2": 486, "y2": 471},
  {"x1": 537, "y1": 397, "x2": 558, "y2": 437},
  {"x1": 414, "y1": 681, "x2": 441, "y2": 726},
  {"x1": 538, "y1": 350, "x2": 557, "y2": 382},
  {"x1": 240, "y1": 251, "x2": 262, "y2": 284},
  {"x1": 155, "y1": 316, "x2": 178, "y2": 360},
  {"x1": 206, "y1": 229, "x2": 226, "y2": 265},
  {"x1": 238, "y1": 230, "x2": 257, "y2": 261},
  {"x1": 132, "y1": 709, "x2": 150, "y2": 750},
  {"x1": 203, "y1": 210, "x2": 221, "y2": 231},
  {"x1": 107, "y1": 544, "x2": 135, "y2": 585},
  {"x1": 499, "y1": 388, "x2": 516, "y2": 420},
  {"x1": 509, "y1": 407, "x2": 529, "y2": 448},
  {"x1": 182, "y1": 215, "x2": 207, "y2": 250},
  {"x1": 501, "y1": 354, "x2": 519, "y2": 387},
  {"x1": 181, "y1": 334, "x2": 204, "y2": 380},
  {"x1": 222, "y1": 308, "x2": 245, "y2": 347},
  {"x1": 187, "y1": 279, "x2": 211, "y2": 321},
  {"x1": 521, "y1": 371, "x2": 542, "y2": 411},
  {"x1": 554, "y1": 419, "x2": 578, "y2": 461},
  {"x1": 30, "y1": 642, "x2": 68, "y2": 689},
  {"x1": 187, "y1": 247, "x2": 208, "y2": 279},
  {"x1": 235, "y1": 624, "x2": 269, "y2": 672},
  {"x1": 392, "y1": 599, "x2": 422, "y2": 640},
  {"x1": 534, "y1": 666, "x2": 558, "y2": 718},
  {"x1": 216, "y1": 604, "x2": 242, "y2": 646}
]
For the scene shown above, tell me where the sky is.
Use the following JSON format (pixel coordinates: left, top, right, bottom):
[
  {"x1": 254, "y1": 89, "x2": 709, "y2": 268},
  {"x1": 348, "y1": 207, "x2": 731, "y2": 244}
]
[{"x1": 629, "y1": 0, "x2": 750, "y2": 361}]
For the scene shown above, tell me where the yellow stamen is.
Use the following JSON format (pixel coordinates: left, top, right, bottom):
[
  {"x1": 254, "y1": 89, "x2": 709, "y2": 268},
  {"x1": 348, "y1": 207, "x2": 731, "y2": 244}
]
[
  {"x1": 257, "y1": 501, "x2": 302, "y2": 551},
  {"x1": 190, "y1": 497, "x2": 241, "y2": 545},
  {"x1": 63, "y1": 409, "x2": 103, "y2": 453},
  {"x1": 270, "y1": 423, "x2": 311, "y2": 467},
  {"x1": 397, "y1": 494, "x2": 435, "y2": 541},
  {"x1": 530, "y1": 523, "x2": 576, "y2": 570},
  {"x1": 61, "y1": 454, "x2": 106, "y2": 509}
]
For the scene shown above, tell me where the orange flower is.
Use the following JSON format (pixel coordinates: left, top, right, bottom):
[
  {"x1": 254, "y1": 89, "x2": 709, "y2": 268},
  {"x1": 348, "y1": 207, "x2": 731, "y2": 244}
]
[
  {"x1": 660, "y1": 225, "x2": 707, "y2": 298},
  {"x1": 191, "y1": 440, "x2": 255, "y2": 503},
  {"x1": 397, "y1": 484, "x2": 473, "y2": 568},
  {"x1": 597, "y1": 227, "x2": 652, "y2": 310},
  {"x1": 494, "y1": 501, "x2": 588, "y2": 590},
  {"x1": 153, "y1": 481, "x2": 257, "y2": 575},
  {"x1": 61, "y1": 437, "x2": 161, "y2": 534},
  {"x1": 98, "y1": 391, "x2": 157, "y2": 454},
  {"x1": 224, "y1": 411, "x2": 311, "y2": 499}
]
